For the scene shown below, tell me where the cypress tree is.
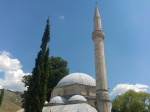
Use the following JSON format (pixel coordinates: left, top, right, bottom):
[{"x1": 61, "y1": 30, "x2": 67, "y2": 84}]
[
  {"x1": 24, "y1": 18, "x2": 50, "y2": 112},
  {"x1": 0, "y1": 89, "x2": 4, "y2": 107}
]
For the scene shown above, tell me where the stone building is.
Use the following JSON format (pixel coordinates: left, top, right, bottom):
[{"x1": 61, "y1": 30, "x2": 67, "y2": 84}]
[{"x1": 17, "y1": 4, "x2": 111, "y2": 112}]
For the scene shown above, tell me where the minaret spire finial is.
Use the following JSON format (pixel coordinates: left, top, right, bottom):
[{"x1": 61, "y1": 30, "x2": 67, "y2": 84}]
[{"x1": 94, "y1": 3, "x2": 102, "y2": 30}]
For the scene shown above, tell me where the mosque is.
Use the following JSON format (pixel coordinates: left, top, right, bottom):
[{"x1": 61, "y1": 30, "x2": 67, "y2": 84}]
[{"x1": 17, "y1": 4, "x2": 111, "y2": 112}]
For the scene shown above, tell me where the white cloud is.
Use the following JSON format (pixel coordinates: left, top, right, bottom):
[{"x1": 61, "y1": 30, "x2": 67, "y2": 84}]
[
  {"x1": 110, "y1": 83, "x2": 150, "y2": 96},
  {"x1": 59, "y1": 16, "x2": 64, "y2": 20},
  {"x1": 0, "y1": 51, "x2": 29, "y2": 92},
  {"x1": 0, "y1": 51, "x2": 21, "y2": 71}
]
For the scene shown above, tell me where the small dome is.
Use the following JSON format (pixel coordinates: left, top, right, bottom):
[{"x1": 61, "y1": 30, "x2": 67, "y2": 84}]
[
  {"x1": 50, "y1": 96, "x2": 66, "y2": 104},
  {"x1": 56, "y1": 72, "x2": 95, "y2": 87},
  {"x1": 68, "y1": 95, "x2": 87, "y2": 102},
  {"x1": 44, "y1": 101, "x2": 48, "y2": 105}
]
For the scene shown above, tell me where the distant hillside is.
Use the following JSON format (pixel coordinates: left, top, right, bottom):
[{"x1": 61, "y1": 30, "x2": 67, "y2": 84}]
[{"x1": 0, "y1": 89, "x2": 22, "y2": 112}]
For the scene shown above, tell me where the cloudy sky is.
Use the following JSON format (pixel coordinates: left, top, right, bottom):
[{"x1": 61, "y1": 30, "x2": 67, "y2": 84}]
[{"x1": 0, "y1": 1, "x2": 150, "y2": 99}]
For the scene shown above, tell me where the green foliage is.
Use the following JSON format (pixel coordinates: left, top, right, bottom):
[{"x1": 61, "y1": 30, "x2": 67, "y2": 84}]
[
  {"x1": 46, "y1": 56, "x2": 69, "y2": 102},
  {"x1": 21, "y1": 75, "x2": 32, "y2": 108},
  {"x1": 0, "y1": 89, "x2": 4, "y2": 107},
  {"x1": 111, "y1": 90, "x2": 150, "y2": 112},
  {"x1": 23, "y1": 18, "x2": 50, "y2": 112},
  {"x1": 22, "y1": 75, "x2": 32, "y2": 87}
]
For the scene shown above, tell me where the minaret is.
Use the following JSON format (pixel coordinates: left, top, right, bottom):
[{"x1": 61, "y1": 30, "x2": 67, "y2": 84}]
[{"x1": 92, "y1": 4, "x2": 111, "y2": 112}]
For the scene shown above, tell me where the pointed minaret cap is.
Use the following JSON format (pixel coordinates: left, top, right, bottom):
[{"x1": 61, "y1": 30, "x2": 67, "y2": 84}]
[
  {"x1": 94, "y1": 3, "x2": 102, "y2": 30},
  {"x1": 94, "y1": 3, "x2": 100, "y2": 18}
]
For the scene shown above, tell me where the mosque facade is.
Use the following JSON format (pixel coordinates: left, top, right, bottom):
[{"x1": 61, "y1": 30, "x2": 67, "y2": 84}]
[{"x1": 17, "y1": 4, "x2": 111, "y2": 112}]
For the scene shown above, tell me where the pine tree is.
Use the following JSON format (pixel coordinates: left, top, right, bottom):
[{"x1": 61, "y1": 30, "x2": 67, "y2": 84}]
[
  {"x1": 0, "y1": 89, "x2": 4, "y2": 107},
  {"x1": 24, "y1": 18, "x2": 50, "y2": 112}
]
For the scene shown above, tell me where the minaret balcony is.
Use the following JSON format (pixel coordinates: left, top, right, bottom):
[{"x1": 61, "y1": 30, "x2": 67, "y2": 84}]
[{"x1": 92, "y1": 30, "x2": 105, "y2": 41}]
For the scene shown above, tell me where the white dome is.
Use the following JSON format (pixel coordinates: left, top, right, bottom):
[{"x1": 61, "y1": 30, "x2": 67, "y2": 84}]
[
  {"x1": 56, "y1": 72, "x2": 95, "y2": 87},
  {"x1": 68, "y1": 95, "x2": 87, "y2": 102},
  {"x1": 44, "y1": 101, "x2": 48, "y2": 105},
  {"x1": 50, "y1": 96, "x2": 66, "y2": 104}
]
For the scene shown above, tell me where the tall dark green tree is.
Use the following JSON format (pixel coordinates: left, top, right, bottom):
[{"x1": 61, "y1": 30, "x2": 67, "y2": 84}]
[
  {"x1": 23, "y1": 18, "x2": 50, "y2": 112},
  {"x1": 0, "y1": 89, "x2": 4, "y2": 107},
  {"x1": 46, "y1": 56, "x2": 69, "y2": 102}
]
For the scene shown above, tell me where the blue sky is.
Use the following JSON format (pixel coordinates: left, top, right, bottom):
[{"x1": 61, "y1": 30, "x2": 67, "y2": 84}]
[{"x1": 0, "y1": 1, "x2": 150, "y2": 98}]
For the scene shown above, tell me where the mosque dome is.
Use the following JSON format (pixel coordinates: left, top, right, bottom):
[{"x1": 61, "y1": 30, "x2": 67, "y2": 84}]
[
  {"x1": 50, "y1": 96, "x2": 66, "y2": 104},
  {"x1": 56, "y1": 72, "x2": 96, "y2": 87},
  {"x1": 45, "y1": 101, "x2": 48, "y2": 105},
  {"x1": 68, "y1": 95, "x2": 87, "y2": 102}
]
